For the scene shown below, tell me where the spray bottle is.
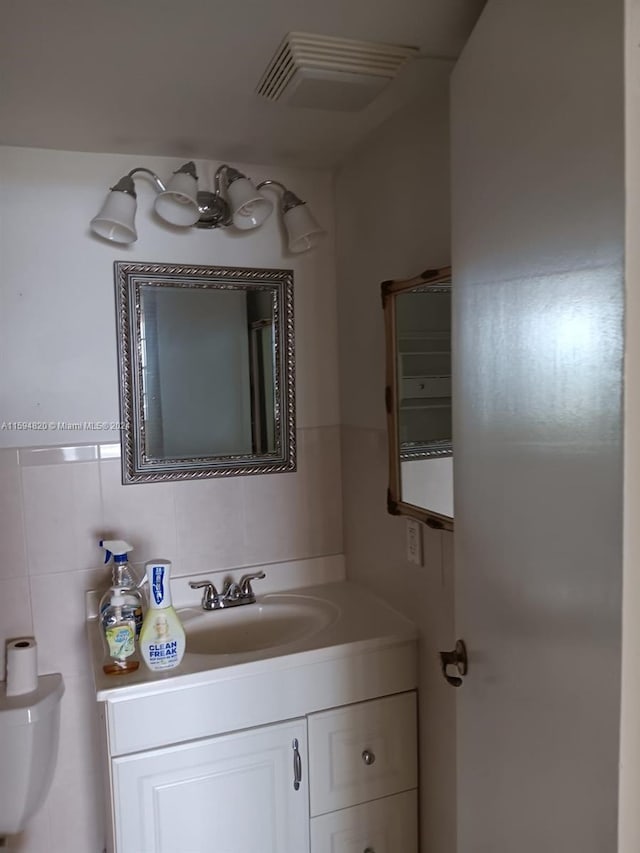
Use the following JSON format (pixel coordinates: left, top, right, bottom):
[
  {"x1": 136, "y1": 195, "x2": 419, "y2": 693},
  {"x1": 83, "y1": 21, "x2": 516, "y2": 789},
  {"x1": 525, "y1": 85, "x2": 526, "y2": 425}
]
[
  {"x1": 99, "y1": 540, "x2": 144, "y2": 637},
  {"x1": 139, "y1": 560, "x2": 186, "y2": 672}
]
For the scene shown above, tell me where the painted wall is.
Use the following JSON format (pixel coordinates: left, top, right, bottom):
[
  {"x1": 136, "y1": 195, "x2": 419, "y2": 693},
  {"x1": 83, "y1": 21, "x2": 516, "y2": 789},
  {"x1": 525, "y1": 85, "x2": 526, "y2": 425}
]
[
  {"x1": 0, "y1": 146, "x2": 342, "y2": 852},
  {"x1": 335, "y1": 89, "x2": 456, "y2": 852}
]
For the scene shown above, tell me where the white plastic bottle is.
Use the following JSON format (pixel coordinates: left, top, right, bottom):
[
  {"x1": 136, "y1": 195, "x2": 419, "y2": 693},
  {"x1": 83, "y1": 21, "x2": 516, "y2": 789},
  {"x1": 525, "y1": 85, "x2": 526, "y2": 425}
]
[{"x1": 139, "y1": 560, "x2": 186, "y2": 672}]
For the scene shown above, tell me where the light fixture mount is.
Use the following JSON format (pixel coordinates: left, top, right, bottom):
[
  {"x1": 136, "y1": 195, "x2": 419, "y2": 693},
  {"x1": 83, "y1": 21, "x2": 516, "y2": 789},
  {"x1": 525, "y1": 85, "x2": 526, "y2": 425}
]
[
  {"x1": 195, "y1": 191, "x2": 231, "y2": 229},
  {"x1": 111, "y1": 175, "x2": 136, "y2": 197}
]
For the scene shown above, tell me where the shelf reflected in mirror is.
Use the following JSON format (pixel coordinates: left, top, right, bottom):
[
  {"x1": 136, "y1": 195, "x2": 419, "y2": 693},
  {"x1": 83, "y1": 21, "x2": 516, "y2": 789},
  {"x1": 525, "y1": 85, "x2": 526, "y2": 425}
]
[{"x1": 382, "y1": 266, "x2": 453, "y2": 531}]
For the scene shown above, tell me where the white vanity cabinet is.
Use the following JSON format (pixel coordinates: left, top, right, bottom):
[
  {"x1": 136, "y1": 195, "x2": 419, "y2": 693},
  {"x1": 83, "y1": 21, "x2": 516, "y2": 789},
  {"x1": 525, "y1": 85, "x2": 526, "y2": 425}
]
[
  {"x1": 104, "y1": 692, "x2": 418, "y2": 853},
  {"x1": 112, "y1": 719, "x2": 309, "y2": 853},
  {"x1": 92, "y1": 580, "x2": 420, "y2": 853}
]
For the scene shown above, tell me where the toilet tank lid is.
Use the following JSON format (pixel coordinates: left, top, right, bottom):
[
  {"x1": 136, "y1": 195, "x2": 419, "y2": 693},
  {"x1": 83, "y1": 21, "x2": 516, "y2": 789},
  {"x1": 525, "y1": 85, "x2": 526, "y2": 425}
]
[{"x1": 0, "y1": 674, "x2": 64, "y2": 725}]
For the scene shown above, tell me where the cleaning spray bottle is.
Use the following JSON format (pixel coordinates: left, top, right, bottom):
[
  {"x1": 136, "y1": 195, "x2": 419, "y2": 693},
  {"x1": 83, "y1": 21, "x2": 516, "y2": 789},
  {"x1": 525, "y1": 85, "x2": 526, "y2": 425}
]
[
  {"x1": 101, "y1": 586, "x2": 140, "y2": 675},
  {"x1": 99, "y1": 540, "x2": 144, "y2": 637},
  {"x1": 139, "y1": 560, "x2": 186, "y2": 672}
]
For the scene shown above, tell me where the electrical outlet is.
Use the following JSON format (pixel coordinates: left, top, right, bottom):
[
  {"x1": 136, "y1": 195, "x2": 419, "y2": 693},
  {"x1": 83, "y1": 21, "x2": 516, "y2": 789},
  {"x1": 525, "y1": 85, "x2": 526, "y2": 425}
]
[{"x1": 406, "y1": 519, "x2": 423, "y2": 566}]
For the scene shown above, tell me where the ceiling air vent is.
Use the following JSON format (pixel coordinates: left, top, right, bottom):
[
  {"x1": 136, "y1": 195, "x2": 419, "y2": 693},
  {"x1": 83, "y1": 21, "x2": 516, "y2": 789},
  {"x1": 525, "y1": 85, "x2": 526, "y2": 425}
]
[{"x1": 256, "y1": 32, "x2": 419, "y2": 112}]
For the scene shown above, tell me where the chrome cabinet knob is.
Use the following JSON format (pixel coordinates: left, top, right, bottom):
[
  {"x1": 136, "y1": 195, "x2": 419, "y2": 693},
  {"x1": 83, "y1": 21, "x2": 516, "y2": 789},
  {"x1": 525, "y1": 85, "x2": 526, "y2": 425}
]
[{"x1": 362, "y1": 749, "x2": 376, "y2": 766}]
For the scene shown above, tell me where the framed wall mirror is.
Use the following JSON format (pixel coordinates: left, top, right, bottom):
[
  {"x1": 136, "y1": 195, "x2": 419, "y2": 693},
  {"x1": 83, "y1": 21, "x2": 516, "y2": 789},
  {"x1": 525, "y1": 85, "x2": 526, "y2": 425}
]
[
  {"x1": 115, "y1": 261, "x2": 295, "y2": 484},
  {"x1": 382, "y1": 265, "x2": 453, "y2": 531}
]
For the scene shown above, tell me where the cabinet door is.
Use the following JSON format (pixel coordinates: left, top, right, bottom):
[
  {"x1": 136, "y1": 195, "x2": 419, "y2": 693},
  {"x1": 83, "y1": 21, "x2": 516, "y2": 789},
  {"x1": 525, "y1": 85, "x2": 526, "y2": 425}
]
[
  {"x1": 310, "y1": 790, "x2": 418, "y2": 853},
  {"x1": 112, "y1": 719, "x2": 309, "y2": 853}
]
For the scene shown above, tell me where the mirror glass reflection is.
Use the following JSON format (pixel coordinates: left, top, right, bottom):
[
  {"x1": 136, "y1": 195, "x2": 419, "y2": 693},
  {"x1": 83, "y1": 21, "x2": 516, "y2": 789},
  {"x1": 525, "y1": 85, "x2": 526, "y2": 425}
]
[
  {"x1": 396, "y1": 285, "x2": 453, "y2": 518},
  {"x1": 115, "y1": 262, "x2": 295, "y2": 484},
  {"x1": 140, "y1": 287, "x2": 276, "y2": 459},
  {"x1": 383, "y1": 266, "x2": 453, "y2": 529}
]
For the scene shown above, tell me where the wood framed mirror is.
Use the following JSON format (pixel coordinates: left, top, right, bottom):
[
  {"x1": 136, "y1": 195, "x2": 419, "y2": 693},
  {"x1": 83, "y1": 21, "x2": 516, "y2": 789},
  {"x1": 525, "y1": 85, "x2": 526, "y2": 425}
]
[{"x1": 382, "y1": 265, "x2": 453, "y2": 531}]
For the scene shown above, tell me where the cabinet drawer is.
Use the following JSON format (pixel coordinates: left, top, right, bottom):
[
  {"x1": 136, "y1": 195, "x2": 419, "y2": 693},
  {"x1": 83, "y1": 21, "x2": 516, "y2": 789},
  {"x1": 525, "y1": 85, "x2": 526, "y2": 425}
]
[
  {"x1": 310, "y1": 790, "x2": 418, "y2": 853},
  {"x1": 308, "y1": 691, "x2": 417, "y2": 816},
  {"x1": 401, "y1": 375, "x2": 451, "y2": 398}
]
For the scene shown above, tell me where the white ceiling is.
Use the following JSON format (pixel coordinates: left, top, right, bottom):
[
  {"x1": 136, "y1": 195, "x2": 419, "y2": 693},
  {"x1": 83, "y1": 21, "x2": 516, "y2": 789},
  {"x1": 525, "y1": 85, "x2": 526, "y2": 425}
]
[{"x1": 0, "y1": 0, "x2": 485, "y2": 168}]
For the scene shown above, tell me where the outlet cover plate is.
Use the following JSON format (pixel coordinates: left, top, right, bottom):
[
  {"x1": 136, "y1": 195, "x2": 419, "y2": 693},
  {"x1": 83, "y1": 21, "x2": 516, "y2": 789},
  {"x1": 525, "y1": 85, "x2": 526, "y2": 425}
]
[{"x1": 406, "y1": 519, "x2": 423, "y2": 566}]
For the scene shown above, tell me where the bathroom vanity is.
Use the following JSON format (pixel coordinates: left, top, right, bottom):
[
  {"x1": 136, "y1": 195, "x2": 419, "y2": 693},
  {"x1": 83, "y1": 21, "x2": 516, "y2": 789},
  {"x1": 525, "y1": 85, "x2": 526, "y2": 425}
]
[{"x1": 89, "y1": 578, "x2": 418, "y2": 853}]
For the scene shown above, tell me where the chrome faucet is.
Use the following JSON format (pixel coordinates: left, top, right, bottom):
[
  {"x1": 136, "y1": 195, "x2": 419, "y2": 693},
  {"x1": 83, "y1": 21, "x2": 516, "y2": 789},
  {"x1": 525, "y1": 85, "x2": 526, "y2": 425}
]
[{"x1": 189, "y1": 571, "x2": 266, "y2": 611}]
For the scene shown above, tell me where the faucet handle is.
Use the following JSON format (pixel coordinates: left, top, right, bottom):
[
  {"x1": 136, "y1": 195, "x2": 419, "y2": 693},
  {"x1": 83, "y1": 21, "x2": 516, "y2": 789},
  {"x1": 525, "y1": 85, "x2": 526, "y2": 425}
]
[
  {"x1": 238, "y1": 571, "x2": 266, "y2": 598},
  {"x1": 189, "y1": 580, "x2": 219, "y2": 609},
  {"x1": 221, "y1": 580, "x2": 242, "y2": 602}
]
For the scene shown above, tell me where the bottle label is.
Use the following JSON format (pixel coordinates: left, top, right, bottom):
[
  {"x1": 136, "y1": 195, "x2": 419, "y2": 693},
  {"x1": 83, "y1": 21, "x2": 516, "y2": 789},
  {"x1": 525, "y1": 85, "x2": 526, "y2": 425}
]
[
  {"x1": 152, "y1": 566, "x2": 165, "y2": 606},
  {"x1": 102, "y1": 601, "x2": 143, "y2": 637},
  {"x1": 143, "y1": 611, "x2": 181, "y2": 670},
  {"x1": 147, "y1": 639, "x2": 179, "y2": 668},
  {"x1": 106, "y1": 623, "x2": 135, "y2": 660}
]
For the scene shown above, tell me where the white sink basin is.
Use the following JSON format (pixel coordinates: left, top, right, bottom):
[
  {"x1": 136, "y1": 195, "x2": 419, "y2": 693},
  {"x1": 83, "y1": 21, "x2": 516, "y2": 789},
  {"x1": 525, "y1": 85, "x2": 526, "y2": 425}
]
[{"x1": 179, "y1": 593, "x2": 340, "y2": 656}]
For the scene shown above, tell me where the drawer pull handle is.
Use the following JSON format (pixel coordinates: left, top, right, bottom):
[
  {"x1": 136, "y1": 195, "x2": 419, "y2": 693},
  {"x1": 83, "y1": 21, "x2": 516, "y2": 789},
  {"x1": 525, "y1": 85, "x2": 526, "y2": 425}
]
[
  {"x1": 364, "y1": 849, "x2": 375, "y2": 853},
  {"x1": 292, "y1": 738, "x2": 302, "y2": 791},
  {"x1": 362, "y1": 749, "x2": 376, "y2": 766}
]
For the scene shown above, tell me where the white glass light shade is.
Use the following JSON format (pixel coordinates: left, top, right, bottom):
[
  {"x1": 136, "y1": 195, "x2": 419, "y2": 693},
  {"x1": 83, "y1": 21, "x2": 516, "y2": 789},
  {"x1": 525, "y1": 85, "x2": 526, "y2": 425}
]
[
  {"x1": 227, "y1": 178, "x2": 274, "y2": 230},
  {"x1": 154, "y1": 171, "x2": 200, "y2": 227},
  {"x1": 90, "y1": 191, "x2": 137, "y2": 244},
  {"x1": 283, "y1": 203, "x2": 324, "y2": 253}
]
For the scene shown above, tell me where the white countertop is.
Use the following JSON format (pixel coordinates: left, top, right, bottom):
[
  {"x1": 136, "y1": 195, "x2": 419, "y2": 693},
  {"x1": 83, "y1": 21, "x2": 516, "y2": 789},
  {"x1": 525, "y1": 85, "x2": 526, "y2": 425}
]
[{"x1": 89, "y1": 580, "x2": 417, "y2": 702}]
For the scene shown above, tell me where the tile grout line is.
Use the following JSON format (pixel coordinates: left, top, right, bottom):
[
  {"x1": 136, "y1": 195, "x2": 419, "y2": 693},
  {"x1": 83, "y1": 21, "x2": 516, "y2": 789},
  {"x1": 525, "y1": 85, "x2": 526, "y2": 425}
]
[{"x1": 16, "y1": 450, "x2": 37, "y2": 631}]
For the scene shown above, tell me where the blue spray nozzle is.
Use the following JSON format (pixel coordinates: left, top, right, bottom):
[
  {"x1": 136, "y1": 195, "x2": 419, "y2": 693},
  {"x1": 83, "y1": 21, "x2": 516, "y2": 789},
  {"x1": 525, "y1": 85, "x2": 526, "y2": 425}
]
[{"x1": 99, "y1": 539, "x2": 134, "y2": 564}]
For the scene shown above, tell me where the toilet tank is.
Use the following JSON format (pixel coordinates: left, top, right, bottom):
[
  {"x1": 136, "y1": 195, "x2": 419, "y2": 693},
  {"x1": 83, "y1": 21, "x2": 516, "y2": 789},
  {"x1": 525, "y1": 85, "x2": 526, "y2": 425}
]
[{"x1": 0, "y1": 673, "x2": 64, "y2": 835}]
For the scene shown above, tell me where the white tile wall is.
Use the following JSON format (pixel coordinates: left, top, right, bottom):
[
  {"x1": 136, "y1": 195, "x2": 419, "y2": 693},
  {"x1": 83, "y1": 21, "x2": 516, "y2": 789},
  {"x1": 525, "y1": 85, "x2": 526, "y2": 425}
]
[
  {"x1": 0, "y1": 449, "x2": 27, "y2": 580},
  {"x1": 243, "y1": 427, "x2": 343, "y2": 566},
  {"x1": 100, "y1": 460, "x2": 178, "y2": 564},
  {"x1": 0, "y1": 144, "x2": 342, "y2": 853},
  {"x1": 46, "y1": 675, "x2": 107, "y2": 852},
  {"x1": 29, "y1": 567, "x2": 106, "y2": 680},
  {"x1": 0, "y1": 577, "x2": 33, "y2": 681},
  {"x1": 1, "y1": 427, "x2": 342, "y2": 852},
  {"x1": 174, "y1": 477, "x2": 246, "y2": 573},
  {"x1": 22, "y1": 460, "x2": 103, "y2": 575}
]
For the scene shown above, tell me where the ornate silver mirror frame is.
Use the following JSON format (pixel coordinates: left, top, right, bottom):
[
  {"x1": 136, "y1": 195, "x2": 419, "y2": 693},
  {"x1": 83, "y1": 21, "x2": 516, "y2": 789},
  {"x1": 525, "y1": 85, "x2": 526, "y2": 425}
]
[
  {"x1": 382, "y1": 265, "x2": 453, "y2": 532},
  {"x1": 115, "y1": 261, "x2": 296, "y2": 484}
]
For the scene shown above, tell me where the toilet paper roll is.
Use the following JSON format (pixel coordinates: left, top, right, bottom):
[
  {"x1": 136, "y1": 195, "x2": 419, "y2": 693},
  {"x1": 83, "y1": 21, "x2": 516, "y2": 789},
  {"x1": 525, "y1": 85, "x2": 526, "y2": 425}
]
[{"x1": 6, "y1": 637, "x2": 38, "y2": 696}]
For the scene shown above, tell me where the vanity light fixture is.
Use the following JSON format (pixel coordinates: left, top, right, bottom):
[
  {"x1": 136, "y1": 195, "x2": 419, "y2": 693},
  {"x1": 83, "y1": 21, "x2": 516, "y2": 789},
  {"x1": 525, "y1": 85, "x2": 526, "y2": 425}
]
[
  {"x1": 256, "y1": 179, "x2": 324, "y2": 253},
  {"x1": 90, "y1": 161, "x2": 324, "y2": 253}
]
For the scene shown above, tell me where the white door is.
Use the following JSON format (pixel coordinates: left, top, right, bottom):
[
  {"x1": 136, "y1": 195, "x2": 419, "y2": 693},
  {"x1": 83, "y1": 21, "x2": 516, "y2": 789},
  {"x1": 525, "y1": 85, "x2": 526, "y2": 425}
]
[
  {"x1": 450, "y1": 0, "x2": 624, "y2": 851},
  {"x1": 113, "y1": 719, "x2": 309, "y2": 853}
]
